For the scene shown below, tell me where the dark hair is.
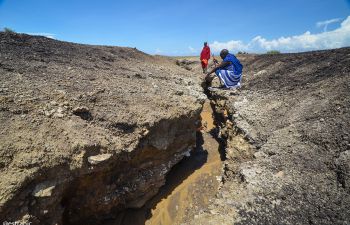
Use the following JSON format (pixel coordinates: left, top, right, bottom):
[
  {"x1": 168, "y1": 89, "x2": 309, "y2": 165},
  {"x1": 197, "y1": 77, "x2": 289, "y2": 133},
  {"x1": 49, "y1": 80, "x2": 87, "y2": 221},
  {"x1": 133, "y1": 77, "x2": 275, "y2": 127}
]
[{"x1": 220, "y1": 49, "x2": 229, "y2": 59}]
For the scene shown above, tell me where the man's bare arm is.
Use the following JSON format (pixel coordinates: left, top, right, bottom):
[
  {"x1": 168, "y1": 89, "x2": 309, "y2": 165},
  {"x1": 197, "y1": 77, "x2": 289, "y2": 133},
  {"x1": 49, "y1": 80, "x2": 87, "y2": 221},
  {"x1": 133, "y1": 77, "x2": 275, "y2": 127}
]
[{"x1": 206, "y1": 61, "x2": 230, "y2": 77}]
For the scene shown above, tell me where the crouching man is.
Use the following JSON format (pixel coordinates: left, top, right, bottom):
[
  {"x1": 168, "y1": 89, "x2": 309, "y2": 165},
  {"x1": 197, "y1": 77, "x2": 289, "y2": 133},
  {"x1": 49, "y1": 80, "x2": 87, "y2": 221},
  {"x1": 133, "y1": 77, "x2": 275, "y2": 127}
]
[{"x1": 204, "y1": 49, "x2": 243, "y2": 90}]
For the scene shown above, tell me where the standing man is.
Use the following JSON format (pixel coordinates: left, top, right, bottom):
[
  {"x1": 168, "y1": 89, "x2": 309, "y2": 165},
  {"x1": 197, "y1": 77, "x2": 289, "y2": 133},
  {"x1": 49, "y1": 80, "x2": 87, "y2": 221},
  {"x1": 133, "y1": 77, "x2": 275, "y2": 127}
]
[
  {"x1": 200, "y1": 42, "x2": 211, "y2": 73},
  {"x1": 204, "y1": 49, "x2": 243, "y2": 89}
]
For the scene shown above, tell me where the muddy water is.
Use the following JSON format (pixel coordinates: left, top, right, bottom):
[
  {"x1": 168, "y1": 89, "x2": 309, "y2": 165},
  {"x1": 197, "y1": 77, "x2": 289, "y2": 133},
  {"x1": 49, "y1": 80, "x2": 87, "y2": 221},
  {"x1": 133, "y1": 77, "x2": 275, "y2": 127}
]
[
  {"x1": 200, "y1": 100, "x2": 215, "y2": 132},
  {"x1": 111, "y1": 100, "x2": 222, "y2": 225}
]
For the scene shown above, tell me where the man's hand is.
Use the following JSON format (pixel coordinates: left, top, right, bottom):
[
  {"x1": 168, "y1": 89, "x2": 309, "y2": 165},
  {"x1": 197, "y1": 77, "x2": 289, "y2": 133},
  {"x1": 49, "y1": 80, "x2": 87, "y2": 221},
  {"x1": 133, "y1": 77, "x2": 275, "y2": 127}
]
[
  {"x1": 213, "y1": 58, "x2": 218, "y2": 64},
  {"x1": 204, "y1": 72, "x2": 212, "y2": 82}
]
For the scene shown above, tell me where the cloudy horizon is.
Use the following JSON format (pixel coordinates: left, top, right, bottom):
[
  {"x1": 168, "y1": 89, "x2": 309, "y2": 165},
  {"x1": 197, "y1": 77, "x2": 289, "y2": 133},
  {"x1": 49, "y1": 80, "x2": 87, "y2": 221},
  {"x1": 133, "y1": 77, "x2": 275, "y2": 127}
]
[{"x1": 209, "y1": 16, "x2": 350, "y2": 54}]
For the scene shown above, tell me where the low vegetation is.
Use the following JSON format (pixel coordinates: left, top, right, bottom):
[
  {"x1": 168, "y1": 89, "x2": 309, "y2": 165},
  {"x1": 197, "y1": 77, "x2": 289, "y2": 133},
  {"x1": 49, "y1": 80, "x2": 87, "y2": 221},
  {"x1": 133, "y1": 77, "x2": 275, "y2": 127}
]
[
  {"x1": 266, "y1": 50, "x2": 281, "y2": 54},
  {"x1": 2, "y1": 27, "x2": 15, "y2": 33}
]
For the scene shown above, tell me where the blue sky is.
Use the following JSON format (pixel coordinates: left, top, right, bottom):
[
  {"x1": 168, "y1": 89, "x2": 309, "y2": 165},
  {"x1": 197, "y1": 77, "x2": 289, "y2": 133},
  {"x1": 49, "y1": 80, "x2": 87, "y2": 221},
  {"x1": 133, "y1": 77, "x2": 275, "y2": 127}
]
[{"x1": 0, "y1": 0, "x2": 349, "y2": 55}]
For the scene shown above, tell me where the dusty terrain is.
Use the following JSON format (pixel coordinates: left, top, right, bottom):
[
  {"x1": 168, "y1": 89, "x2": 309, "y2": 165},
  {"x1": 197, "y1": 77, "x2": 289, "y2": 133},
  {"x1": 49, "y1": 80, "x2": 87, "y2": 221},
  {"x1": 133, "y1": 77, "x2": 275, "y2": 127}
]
[
  {"x1": 190, "y1": 48, "x2": 350, "y2": 225},
  {"x1": 1, "y1": 31, "x2": 350, "y2": 225},
  {"x1": 0, "y1": 32, "x2": 206, "y2": 224}
]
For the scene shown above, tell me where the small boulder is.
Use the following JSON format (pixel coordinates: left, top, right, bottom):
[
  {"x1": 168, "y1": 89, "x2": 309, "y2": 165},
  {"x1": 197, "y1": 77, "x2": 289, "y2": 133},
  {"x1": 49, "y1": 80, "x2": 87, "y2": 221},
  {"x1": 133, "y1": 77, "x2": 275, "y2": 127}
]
[
  {"x1": 88, "y1": 153, "x2": 112, "y2": 165},
  {"x1": 32, "y1": 183, "x2": 55, "y2": 197}
]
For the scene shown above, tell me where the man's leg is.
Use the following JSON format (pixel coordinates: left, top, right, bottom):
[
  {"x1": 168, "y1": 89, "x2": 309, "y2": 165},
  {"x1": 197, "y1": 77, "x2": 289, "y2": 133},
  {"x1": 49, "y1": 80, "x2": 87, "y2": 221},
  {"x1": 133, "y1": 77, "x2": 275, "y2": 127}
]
[
  {"x1": 231, "y1": 73, "x2": 242, "y2": 88},
  {"x1": 201, "y1": 61, "x2": 206, "y2": 73},
  {"x1": 215, "y1": 70, "x2": 227, "y2": 87}
]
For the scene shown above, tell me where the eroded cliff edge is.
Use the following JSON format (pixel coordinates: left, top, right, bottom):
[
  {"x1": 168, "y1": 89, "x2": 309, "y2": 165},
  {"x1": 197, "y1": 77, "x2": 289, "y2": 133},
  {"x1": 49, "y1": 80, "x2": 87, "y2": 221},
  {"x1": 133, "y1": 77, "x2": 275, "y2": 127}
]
[
  {"x1": 2, "y1": 32, "x2": 350, "y2": 225},
  {"x1": 192, "y1": 48, "x2": 350, "y2": 225},
  {"x1": 0, "y1": 32, "x2": 206, "y2": 224}
]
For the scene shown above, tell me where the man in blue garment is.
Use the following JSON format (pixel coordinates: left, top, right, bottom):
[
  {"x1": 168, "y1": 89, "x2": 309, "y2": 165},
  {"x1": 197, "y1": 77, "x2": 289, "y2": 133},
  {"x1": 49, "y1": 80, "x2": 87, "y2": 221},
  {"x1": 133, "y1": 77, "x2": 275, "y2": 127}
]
[{"x1": 204, "y1": 49, "x2": 243, "y2": 89}]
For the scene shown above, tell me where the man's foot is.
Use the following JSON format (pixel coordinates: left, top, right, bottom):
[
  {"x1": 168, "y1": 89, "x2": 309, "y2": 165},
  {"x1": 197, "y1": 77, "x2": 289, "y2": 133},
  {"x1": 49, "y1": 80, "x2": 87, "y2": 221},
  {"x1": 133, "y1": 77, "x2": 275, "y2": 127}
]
[
  {"x1": 225, "y1": 83, "x2": 241, "y2": 89},
  {"x1": 208, "y1": 86, "x2": 225, "y2": 91}
]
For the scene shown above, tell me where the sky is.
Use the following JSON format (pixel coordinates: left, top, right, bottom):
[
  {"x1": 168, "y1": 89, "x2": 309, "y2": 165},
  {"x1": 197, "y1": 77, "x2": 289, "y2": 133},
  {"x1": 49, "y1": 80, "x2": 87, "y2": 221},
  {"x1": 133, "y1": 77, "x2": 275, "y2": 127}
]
[{"x1": 0, "y1": 0, "x2": 350, "y2": 55}]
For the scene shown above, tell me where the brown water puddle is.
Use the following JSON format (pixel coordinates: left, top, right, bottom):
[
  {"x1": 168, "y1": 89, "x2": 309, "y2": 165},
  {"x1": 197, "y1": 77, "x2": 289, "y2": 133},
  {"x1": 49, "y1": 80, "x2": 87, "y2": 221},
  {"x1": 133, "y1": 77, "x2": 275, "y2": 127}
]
[
  {"x1": 200, "y1": 100, "x2": 215, "y2": 132},
  {"x1": 110, "y1": 100, "x2": 222, "y2": 225},
  {"x1": 144, "y1": 133, "x2": 222, "y2": 225}
]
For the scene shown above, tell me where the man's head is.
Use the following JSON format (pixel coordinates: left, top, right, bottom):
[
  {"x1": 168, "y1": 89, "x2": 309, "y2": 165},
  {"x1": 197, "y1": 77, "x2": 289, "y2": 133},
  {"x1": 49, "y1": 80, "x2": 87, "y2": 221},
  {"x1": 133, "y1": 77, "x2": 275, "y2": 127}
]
[
  {"x1": 204, "y1": 42, "x2": 208, "y2": 47},
  {"x1": 220, "y1": 49, "x2": 229, "y2": 59}
]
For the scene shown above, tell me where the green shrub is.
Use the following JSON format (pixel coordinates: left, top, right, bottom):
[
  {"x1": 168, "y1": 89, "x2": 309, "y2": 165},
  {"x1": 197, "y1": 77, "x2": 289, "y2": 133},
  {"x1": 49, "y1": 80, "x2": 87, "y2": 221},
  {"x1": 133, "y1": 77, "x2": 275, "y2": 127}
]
[
  {"x1": 3, "y1": 27, "x2": 15, "y2": 33},
  {"x1": 266, "y1": 50, "x2": 281, "y2": 54}
]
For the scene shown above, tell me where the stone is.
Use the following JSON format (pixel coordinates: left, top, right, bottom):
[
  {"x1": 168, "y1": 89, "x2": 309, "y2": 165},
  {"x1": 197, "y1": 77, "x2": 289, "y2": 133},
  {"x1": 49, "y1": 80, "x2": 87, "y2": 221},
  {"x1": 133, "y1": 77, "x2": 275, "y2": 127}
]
[
  {"x1": 88, "y1": 153, "x2": 112, "y2": 165},
  {"x1": 72, "y1": 106, "x2": 89, "y2": 113},
  {"x1": 32, "y1": 183, "x2": 55, "y2": 197}
]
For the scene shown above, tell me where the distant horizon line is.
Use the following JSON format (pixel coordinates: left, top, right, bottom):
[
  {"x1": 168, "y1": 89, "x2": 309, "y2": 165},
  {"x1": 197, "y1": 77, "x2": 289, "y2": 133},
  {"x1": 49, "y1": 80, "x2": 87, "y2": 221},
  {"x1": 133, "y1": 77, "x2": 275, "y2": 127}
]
[{"x1": 1, "y1": 30, "x2": 349, "y2": 57}]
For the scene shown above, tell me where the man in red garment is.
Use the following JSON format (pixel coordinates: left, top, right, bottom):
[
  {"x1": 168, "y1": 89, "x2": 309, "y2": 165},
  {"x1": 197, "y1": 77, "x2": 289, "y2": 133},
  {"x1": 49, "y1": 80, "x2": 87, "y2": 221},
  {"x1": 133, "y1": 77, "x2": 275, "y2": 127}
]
[{"x1": 200, "y1": 42, "x2": 211, "y2": 73}]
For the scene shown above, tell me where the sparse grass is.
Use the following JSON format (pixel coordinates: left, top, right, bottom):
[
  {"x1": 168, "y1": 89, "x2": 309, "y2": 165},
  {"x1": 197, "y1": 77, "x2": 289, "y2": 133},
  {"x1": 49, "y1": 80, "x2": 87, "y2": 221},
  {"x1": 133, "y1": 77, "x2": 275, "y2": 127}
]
[
  {"x1": 173, "y1": 56, "x2": 199, "y2": 61},
  {"x1": 3, "y1": 27, "x2": 15, "y2": 33}
]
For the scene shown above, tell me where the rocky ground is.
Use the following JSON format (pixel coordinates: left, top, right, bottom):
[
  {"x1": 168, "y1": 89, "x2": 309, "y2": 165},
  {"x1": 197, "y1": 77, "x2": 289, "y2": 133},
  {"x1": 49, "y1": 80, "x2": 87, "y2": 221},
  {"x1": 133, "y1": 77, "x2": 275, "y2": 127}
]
[
  {"x1": 1, "y1": 31, "x2": 350, "y2": 225},
  {"x1": 0, "y1": 32, "x2": 205, "y2": 224},
  {"x1": 190, "y1": 48, "x2": 350, "y2": 225}
]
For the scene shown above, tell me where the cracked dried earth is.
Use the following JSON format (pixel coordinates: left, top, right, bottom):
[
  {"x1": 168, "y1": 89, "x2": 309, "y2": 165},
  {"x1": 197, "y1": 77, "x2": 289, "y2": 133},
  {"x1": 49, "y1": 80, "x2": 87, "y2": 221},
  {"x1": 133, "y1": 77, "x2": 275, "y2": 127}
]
[{"x1": 0, "y1": 32, "x2": 350, "y2": 225}]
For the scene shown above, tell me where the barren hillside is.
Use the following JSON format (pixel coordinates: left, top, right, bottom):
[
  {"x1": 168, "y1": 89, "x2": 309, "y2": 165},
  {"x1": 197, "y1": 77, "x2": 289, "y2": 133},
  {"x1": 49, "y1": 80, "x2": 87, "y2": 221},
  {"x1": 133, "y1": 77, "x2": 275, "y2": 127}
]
[
  {"x1": 0, "y1": 32, "x2": 349, "y2": 225},
  {"x1": 0, "y1": 32, "x2": 205, "y2": 224}
]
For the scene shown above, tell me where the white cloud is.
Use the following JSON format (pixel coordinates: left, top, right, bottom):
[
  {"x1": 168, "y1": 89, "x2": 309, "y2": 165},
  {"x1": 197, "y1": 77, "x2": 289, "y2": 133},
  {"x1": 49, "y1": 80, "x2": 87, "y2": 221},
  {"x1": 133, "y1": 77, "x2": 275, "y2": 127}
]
[
  {"x1": 316, "y1": 18, "x2": 341, "y2": 31},
  {"x1": 155, "y1": 48, "x2": 162, "y2": 54},
  {"x1": 210, "y1": 16, "x2": 350, "y2": 53},
  {"x1": 188, "y1": 46, "x2": 196, "y2": 53},
  {"x1": 27, "y1": 32, "x2": 56, "y2": 39},
  {"x1": 210, "y1": 40, "x2": 248, "y2": 52}
]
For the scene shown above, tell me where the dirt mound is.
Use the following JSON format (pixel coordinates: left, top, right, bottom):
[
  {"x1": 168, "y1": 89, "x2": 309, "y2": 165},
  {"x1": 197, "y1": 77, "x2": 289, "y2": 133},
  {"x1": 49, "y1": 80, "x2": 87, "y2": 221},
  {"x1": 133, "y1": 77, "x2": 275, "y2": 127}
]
[
  {"x1": 0, "y1": 32, "x2": 206, "y2": 224},
  {"x1": 192, "y1": 48, "x2": 350, "y2": 224}
]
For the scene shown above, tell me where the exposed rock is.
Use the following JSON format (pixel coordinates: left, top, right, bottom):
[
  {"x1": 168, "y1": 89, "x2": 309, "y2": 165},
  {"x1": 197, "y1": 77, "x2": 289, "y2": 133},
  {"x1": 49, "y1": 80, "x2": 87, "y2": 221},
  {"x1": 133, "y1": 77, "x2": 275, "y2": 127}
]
[
  {"x1": 253, "y1": 69, "x2": 267, "y2": 76},
  {"x1": 190, "y1": 48, "x2": 350, "y2": 225},
  {"x1": 87, "y1": 153, "x2": 112, "y2": 165},
  {"x1": 335, "y1": 150, "x2": 350, "y2": 189},
  {"x1": 32, "y1": 183, "x2": 56, "y2": 198},
  {"x1": 0, "y1": 32, "x2": 205, "y2": 225},
  {"x1": 176, "y1": 59, "x2": 197, "y2": 71},
  {"x1": 2, "y1": 32, "x2": 349, "y2": 225}
]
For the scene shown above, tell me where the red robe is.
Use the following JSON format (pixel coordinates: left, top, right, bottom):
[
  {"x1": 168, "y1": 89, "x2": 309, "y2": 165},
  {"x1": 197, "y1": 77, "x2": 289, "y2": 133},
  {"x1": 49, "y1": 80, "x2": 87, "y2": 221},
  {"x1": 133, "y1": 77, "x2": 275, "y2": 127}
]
[{"x1": 200, "y1": 46, "x2": 211, "y2": 68}]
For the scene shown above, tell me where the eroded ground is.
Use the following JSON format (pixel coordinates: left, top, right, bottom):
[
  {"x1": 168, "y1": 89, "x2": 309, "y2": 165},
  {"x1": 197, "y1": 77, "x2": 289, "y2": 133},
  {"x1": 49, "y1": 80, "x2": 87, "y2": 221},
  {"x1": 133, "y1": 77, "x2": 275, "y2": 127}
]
[
  {"x1": 113, "y1": 100, "x2": 223, "y2": 225},
  {"x1": 190, "y1": 49, "x2": 350, "y2": 225},
  {"x1": 1, "y1": 31, "x2": 350, "y2": 225},
  {"x1": 0, "y1": 32, "x2": 206, "y2": 224}
]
